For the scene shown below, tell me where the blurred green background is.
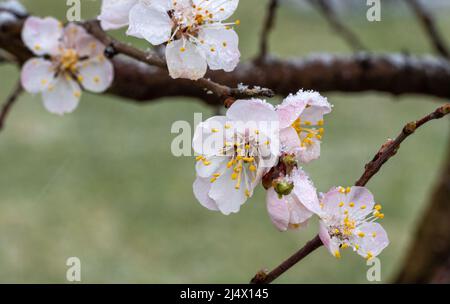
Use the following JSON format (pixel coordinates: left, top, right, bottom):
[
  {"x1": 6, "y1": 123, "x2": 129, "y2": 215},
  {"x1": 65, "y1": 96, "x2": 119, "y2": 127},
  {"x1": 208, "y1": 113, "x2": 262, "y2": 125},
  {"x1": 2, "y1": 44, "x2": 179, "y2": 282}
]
[{"x1": 0, "y1": 0, "x2": 449, "y2": 283}]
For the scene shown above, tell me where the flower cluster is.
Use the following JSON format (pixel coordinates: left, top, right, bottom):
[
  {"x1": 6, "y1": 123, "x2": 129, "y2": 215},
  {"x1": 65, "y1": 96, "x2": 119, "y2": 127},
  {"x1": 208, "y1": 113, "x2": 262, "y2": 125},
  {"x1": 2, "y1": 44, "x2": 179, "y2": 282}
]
[
  {"x1": 192, "y1": 91, "x2": 389, "y2": 260},
  {"x1": 20, "y1": 17, "x2": 114, "y2": 115},
  {"x1": 99, "y1": 0, "x2": 241, "y2": 80}
]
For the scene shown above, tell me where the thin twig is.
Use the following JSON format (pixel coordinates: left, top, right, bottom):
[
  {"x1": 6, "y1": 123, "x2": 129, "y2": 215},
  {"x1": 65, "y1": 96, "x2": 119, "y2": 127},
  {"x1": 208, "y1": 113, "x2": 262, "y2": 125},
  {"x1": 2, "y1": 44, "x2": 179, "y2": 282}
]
[
  {"x1": 405, "y1": 0, "x2": 450, "y2": 59},
  {"x1": 257, "y1": 0, "x2": 279, "y2": 63},
  {"x1": 0, "y1": 80, "x2": 23, "y2": 131},
  {"x1": 307, "y1": 0, "x2": 367, "y2": 51},
  {"x1": 81, "y1": 20, "x2": 274, "y2": 103},
  {"x1": 251, "y1": 103, "x2": 450, "y2": 284}
]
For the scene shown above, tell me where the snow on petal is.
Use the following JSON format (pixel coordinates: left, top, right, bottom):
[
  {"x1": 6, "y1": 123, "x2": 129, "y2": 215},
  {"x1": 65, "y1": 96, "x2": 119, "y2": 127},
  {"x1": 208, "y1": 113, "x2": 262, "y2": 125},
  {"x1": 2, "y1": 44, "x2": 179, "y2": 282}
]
[
  {"x1": 291, "y1": 168, "x2": 321, "y2": 214},
  {"x1": 21, "y1": 58, "x2": 55, "y2": 94},
  {"x1": 166, "y1": 39, "x2": 207, "y2": 80},
  {"x1": 98, "y1": 0, "x2": 137, "y2": 30},
  {"x1": 41, "y1": 76, "x2": 81, "y2": 115},
  {"x1": 22, "y1": 16, "x2": 63, "y2": 56},
  {"x1": 277, "y1": 93, "x2": 308, "y2": 129}
]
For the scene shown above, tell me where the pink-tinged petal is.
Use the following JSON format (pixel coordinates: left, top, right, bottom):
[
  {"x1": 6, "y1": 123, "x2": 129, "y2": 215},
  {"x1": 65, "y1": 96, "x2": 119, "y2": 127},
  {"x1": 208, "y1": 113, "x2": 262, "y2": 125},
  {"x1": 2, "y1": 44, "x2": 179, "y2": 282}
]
[
  {"x1": 166, "y1": 39, "x2": 207, "y2": 80},
  {"x1": 354, "y1": 222, "x2": 389, "y2": 258},
  {"x1": 321, "y1": 187, "x2": 347, "y2": 217},
  {"x1": 280, "y1": 127, "x2": 302, "y2": 154},
  {"x1": 127, "y1": 2, "x2": 172, "y2": 45},
  {"x1": 194, "y1": 0, "x2": 239, "y2": 21},
  {"x1": 77, "y1": 57, "x2": 114, "y2": 93},
  {"x1": 209, "y1": 166, "x2": 247, "y2": 215},
  {"x1": 41, "y1": 76, "x2": 81, "y2": 115},
  {"x1": 22, "y1": 16, "x2": 63, "y2": 56},
  {"x1": 21, "y1": 58, "x2": 55, "y2": 94},
  {"x1": 227, "y1": 99, "x2": 277, "y2": 124},
  {"x1": 291, "y1": 168, "x2": 321, "y2": 214},
  {"x1": 346, "y1": 186, "x2": 375, "y2": 218},
  {"x1": 98, "y1": 0, "x2": 137, "y2": 30},
  {"x1": 63, "y1": 23, "x2": 105, "y2": 58},
  {"x1": 277, "y1": 94, "x2": 308, "y2": 129},
  {"x1": 266, "y1": 188, "x2": 290, "y2": 231},
  {"x1": 319, "y1": 220, "x2": 340, "y2": 257},
  {"x1": 198, "y1": 27, "x2": 240, "y2": 72},
  {"x1": 193, "y1": 177, "x2": 219, "y2": 211},
  {"x1": 297, "y1": 137, "x2": 321, "y2": 164},
  {"x1": 289, "y1": 194, "x2": 313, "y2": 227}
]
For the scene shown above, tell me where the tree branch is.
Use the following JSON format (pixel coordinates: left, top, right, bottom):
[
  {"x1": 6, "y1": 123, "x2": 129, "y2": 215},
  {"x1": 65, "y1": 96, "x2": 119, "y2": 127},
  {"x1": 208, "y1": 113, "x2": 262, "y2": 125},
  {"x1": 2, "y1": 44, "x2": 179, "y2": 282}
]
[
  {"x1": 2, "y1": 19, "x2": 450, "y2": 105},
  {"x1": 0, "y1": 80, "x2": 22, "y2": 131},
  {"x1": 251, "y1": 103, "x2": 450, "y2": 284},
  {"x1": 307, "y1": 0, "x2": 367, "y2": 51},
  {"x1": 81, "y1": 20, "x2": 274, "y2": 103},
  {"x1": 405, "y1": 0, "x2": 450, "y2": 59},
  {"x1": 257, "y1": 0, "x2": 279, "y2": 63}
]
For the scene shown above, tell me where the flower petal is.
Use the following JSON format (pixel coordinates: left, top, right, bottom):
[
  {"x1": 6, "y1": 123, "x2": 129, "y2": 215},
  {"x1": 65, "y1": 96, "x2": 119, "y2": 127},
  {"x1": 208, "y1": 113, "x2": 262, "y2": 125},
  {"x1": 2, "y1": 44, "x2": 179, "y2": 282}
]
[
  {"x1": 277, "y1": 93, "x2": 308, "y2": 129},
  {"x1": 21, "y1": 58, "x2": 55, "y2": 94},
  {"x1": 321, "y1": 187, "x2": 347, "y2": 217},
  {"x1": 280, "y1": 127, "x2": 302, "y2": 154},
  {"x1": 209, "y1": 165, "x2": 248, "y2": 215},
  {"x1": 319, "y1": 220, "x2": 340, "y2": 257},
  {"x1": 297, "y1": 90, "x2": 332, "y2": 124},
  {"x1": 192, "y1": 115, "x2": 228, "y2": 156},
  {"x1": 127, "y1": 2, "x2": 172, "y2": 45},
  {"x1": 98, "y1": 0, "x2": 137, "y2": 30},
  {"x1": 297, "y1": 136, "x2": 321, "y2": 164},
  {"x1": 77, "y1": 57, "x2": 114, "y2": 93},
  {"x1": 227, "y1": 99, "x2": 277, "y2": 124},
  {"x1": 193, "y1": 177, "x2": 219, "y2": 211},
  {"x1": 266, "y1": 188, "x2": 290, "y2": 231},
  {"x1": 291, "y1": 168, "x2": 321, "y2": 214},
  {"x1": 22, "y1": 16, "x2": 63, "y2": 56},
  {"x1": 166, "y1": 39, "x2": 207, "y2": 80},
  {"x1": 346, "y1": 186, "x2": 375, "y2": 218},
  {"x1": 64, "y1": 23, "x2": 105, "y2": 58},
  {"x1": 41, "y1": 76, "x2": 81, "y2": 115},
  {"x1": 354, "y1": 222, "x2": 389, "y2": 258},
  {"x1": 198, "y1": 27, "x2": 240, "y2": 72}
]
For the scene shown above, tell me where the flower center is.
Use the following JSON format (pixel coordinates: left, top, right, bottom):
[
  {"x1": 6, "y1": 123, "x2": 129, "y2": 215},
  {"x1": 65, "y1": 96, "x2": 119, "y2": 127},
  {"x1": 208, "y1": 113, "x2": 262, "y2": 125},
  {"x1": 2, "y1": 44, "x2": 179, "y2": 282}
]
[{"x1": 59, "y1": 48, "x2": 79, "y2": 73}]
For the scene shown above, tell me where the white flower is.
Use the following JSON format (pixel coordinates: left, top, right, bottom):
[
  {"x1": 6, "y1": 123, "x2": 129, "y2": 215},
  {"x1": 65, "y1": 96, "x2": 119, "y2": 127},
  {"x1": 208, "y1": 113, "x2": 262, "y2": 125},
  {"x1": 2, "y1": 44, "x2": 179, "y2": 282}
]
[
  {"x1": 266, "y1": 167, "x2": 317, "y2": 231},
  {"x1": 192, "y1": 99, "x2": 280, "y2": 215},
  {"x1": 313, "y1": 186, "x2": 389, "y2": 260},
  {"x1": 277, "y1": 90, "x2": 332, "y2": 163},
  {"x1": 21, "y1": 17, "x2": 114, "y2": 115},
  {"x1": 98, "y1": 0, "x2": 241, "y2": 80}
]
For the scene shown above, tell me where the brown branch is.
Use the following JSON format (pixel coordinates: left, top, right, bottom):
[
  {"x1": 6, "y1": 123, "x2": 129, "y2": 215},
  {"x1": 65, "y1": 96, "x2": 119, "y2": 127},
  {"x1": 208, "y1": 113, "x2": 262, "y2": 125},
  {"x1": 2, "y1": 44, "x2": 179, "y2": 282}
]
[
  {"x1": 251, "y1": 103, "x2": 450, "y2": 284},
  {"x1": 0, "y1": 80, "x2": 23, "y2": 131},
  {"x1": 2, "y1": 19, "x2": 450, "y2": 104},
  {"x1": 405, "y1": 0, "x2": 450, "y2": 59},
  {"x1": 81, "y1": 20, "x2": 274, "y2": 103},
  {"x1": 250, "y1": 235, "x2": 323, "y2": 284},
  {"x1": 307, "y1": 0, "x2": 367, "y2": 51},
  {"x1": 257, "y1": 0, "x2": 279, "y2": 63}
]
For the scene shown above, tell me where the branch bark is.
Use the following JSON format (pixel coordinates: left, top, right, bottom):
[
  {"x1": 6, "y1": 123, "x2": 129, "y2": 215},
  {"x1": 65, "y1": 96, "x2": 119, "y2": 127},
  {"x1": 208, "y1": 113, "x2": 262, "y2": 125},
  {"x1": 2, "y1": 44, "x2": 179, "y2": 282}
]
[{"x1": 3, "y1": 19, "x2": 450, "y2": 105}]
